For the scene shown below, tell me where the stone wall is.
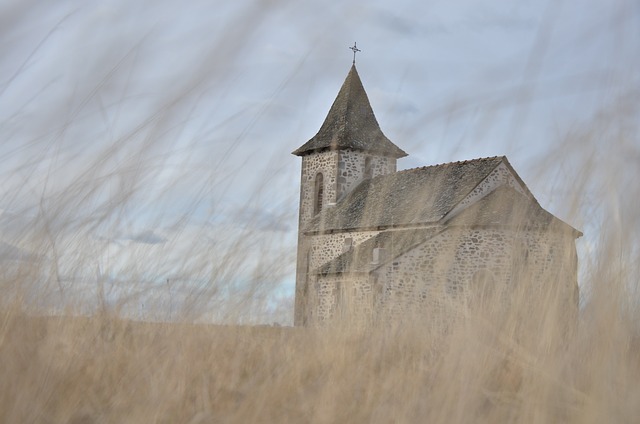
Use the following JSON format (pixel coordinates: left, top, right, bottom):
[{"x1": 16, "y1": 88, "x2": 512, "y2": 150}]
[
  {"x1": 337, "y1": 149, "x2": 396, "y2": 200},
  {"x1": 307, "y1": 226, "x2": 578, "y2": 326},
  {"x1": 308, "y1": 230, "x2": 380, "y2": 270},
  {"x1": 313, "y1": 274, "x2": 373, "y2": 325},
  {"x1": 295, "y1": 149, "x2": 395, "y2": 326},
  {"x1": 298, "y1": 149, "x2": 396, "y2": 229},
  {"x1": 374, "y1": 227, "x2": 577, "y2": 322},
  {"x1": 298, "y1": 151, "x2": 339, "y2": 229}
]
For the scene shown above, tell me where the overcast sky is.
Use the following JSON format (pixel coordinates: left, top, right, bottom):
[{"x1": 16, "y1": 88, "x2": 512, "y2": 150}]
[{"x1": 1, "y1": 0, "x2": 638, "y2": 322}]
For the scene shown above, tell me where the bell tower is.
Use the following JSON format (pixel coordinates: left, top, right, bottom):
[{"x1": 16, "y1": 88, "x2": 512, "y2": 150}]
[{"x1": 291, "y1": 64, "x2": 407, "y2": 325}]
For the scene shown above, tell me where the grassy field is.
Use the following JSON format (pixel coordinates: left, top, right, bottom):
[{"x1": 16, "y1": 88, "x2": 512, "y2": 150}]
[
  {"x1": 2, "y1": 1, "x2": 639, "y2": 422},
  {"x1": 1, "y1": 272, "x2": 638, "y2": 424},
  {"x1": 1, "y1": 117, "x2": 638, "y2": 423}
]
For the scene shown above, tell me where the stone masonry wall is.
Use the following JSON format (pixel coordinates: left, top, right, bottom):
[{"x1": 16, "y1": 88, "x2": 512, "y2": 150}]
[
  {"x1": 337, "y1": 149, "x2": 396, "y2": 200},
  {"x1": 313, "y1": 274, "x2": 373, "y2": 325},
  {"x1": 305, "y1": 227, "x2": 576, "y2": 327},
  {"x1": 373, "y1": 227, "x2": 576, "y2": 323},
  {"x1": 298, "y1": 151, "x2": 339, "y2": 229},
  {"x1": 295, "y1": 150, "x2": 338, "y2": 326},
  {"x1": 309, "y1": 231, "x2": 380, "y2": 270},
  {"x1": 295, "y1": 149, "x2": 395, "y2": 326}
]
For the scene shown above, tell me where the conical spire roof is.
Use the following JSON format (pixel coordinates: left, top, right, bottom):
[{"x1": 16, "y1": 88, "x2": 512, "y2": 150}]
[{"x1": 292, "y1": 65, "x2": 407, "y2": 158}]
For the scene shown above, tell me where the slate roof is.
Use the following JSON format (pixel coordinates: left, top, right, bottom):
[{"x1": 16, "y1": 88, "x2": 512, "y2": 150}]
[
  {"x1": 446, "y1": 185, "x2": 582, "y2": 236},
  {"x1": 306, "y1": 156, "x2": 506, "y2": 233},
  {"x1": 317, "y1": 228, "x2": 440, "y2": 275},
  {"x1": 317, "y1": 186, "x2": 580, "y2": 276},
  {"x1": 292, "y1": 65, "x2": 407, "y2": 158}
]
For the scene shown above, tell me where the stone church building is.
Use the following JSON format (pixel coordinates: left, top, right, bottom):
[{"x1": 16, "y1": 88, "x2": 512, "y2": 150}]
[{"x1": 293, "y1": 65, "x2": 581, "y2": 327}]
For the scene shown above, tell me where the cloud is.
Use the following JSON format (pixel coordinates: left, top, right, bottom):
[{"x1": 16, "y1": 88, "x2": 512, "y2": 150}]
[
  {"x1": 464, "y1": 8, "x2": 536, "y2": 32},
  {"x1": 374, "y1": 12, "x2": 421, "y2": 36},
  {"x1": 374, "y1": 5, "x2": 536, "y2": 39},
  {"x1": 234, "y1": 208, "x2": 292, "y2": 233},
  {"x1": 0, "y1": 241, "x2": 36, "y2": 262},
  {"x1": 393, "y1": 100, "x2": 419, "y2": 115},
  {"x1": 126, "y1": 230, "x2": 168, "y2": 245}
]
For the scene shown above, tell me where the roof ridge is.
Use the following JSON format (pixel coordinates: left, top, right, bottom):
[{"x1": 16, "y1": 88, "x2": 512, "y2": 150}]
[
  {"x1": 341, "y1": 65, "x2": 356, "y2": 117},
  {"x1": 305, "y1": 155, "x2": 510, "y2": 234},
  {"x1": 392, "y1": 155, "x2": 504, "y2": 175}
]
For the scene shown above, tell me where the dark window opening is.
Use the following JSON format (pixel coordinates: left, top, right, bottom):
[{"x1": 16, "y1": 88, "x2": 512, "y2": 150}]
[
  {"x1": 343, "y1": 237, "x2": 353, "y2": 252},
  {"x1": 314, "y1": 173, "x2": 324, "y2": 214},
  {"x1": 364, "y1": 156, "x2": 373, "y2": 179}
]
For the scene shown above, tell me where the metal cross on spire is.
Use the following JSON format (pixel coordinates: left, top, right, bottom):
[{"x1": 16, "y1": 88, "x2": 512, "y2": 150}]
[{"x1": 349, "y1": 42, "x2": 361, "y2": 65}]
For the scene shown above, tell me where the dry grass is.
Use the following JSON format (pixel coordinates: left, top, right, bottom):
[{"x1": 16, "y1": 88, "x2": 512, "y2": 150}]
[
  {"x1": 0, "y1": 284, "x2": 638, "y2": 423},
  {"x1": 1, "y1": 135, "x2": 639, "y2": 422},
  {"x1": 2, "y1": 1, "x2": 640, "y2": 422}
]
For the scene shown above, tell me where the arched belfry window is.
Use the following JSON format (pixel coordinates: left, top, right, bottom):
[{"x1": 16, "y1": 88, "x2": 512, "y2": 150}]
[{"x1": 314, "y1": 173, "x2": 324, "y2": 215}]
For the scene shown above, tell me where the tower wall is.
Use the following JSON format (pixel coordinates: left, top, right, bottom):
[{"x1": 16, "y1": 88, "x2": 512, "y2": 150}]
[
  {"x1": 294, "y1": 149, "x2": 398, "y2": 325},
  {"x1": 308, "y1": 230, "x2": 379, "y2": 270},
  {"x1": 294, "y1": 150, "x2": 337, "y2": 325},
  {"x1": 297, "y1": 151, "x2": 338, "y2": 230},
  {"x1": 337, "y1": 149, "x2": 396, "y2": 200}
]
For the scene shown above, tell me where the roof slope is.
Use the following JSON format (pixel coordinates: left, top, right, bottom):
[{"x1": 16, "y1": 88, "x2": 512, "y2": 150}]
[
  {"x1": 318, "y1": 186, "x2": 581, "y2": 276},
  {"x1": 292, "y1": 65, "x2": 407, "y2": 158},
  {"x1": 446, "y1": 185, "x2": 582, "y2": 236},
  {"x1": 306, "y1": 156, "x2": 505, "y2": 233}
]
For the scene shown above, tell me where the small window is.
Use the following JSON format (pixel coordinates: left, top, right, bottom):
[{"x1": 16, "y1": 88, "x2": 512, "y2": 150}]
[
  {"x1": 364, "y1": 156, "x2": 373, "y2": 179},
  {"x1": 314, "y1": 173, "x2": 324, "y2": 214},
  {"x1": 306, "y1": 249, "x2": 312, "y2": 275},
  {"x1": 343, "y1": 237, "x2": 353, "y2": 252},
  {"x1": 515, "y1": 241, "x2": 530, "y2": 261}
]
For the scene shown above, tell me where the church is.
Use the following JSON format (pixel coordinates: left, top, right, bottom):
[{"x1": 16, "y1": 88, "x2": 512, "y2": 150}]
[{"x1": 292, "y1": 64, "x2": 581, "y2": 327}]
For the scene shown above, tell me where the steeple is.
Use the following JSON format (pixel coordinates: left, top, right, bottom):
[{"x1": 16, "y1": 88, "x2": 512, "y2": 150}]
[{"x1": 292, "y1": 65, "x2": 407, "y2": 158}]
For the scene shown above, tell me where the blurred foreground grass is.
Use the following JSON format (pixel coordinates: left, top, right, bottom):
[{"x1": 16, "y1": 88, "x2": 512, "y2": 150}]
[
  {"x1": 1, "y1": 279, "x2": 638, "y2": 424},
  {"x1": 1, "y1": 1, "x2": 639, "y2": 422}
]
